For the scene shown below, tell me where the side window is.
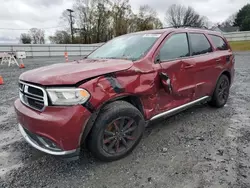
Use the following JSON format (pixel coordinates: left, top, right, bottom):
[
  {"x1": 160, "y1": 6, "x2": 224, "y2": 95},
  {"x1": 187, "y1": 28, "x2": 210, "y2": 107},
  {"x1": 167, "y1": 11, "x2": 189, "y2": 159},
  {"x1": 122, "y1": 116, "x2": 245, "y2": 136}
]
[
  {"x1": 159, "y1": 33, "x2": 189, "y2": 61},
  {"x1": 209, "y1": 35, "x2": 228, "y2": 51},
  {"x1": 189, "y1": 33, "x2": 212, "y2": 56}
]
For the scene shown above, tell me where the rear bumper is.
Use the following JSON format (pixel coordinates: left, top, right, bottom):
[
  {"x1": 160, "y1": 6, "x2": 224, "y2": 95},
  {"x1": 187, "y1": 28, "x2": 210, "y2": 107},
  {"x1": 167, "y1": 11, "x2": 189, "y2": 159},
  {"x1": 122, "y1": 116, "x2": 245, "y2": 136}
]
[{"x1": 14, "y1": 99, "x2": 91, "y2": 156}]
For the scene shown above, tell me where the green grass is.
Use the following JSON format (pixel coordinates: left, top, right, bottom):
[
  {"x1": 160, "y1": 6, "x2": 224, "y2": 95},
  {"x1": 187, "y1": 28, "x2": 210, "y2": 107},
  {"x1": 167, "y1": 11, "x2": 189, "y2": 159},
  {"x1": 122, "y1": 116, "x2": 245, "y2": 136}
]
[{"x1": 229, "y1": 41, "x2": 250, "y2": 51}]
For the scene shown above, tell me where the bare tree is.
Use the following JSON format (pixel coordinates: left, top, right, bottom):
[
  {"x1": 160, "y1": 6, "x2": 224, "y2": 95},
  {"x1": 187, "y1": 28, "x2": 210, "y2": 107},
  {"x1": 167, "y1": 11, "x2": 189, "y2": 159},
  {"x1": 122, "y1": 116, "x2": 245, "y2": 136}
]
[
  {"x1": 93, "y1": 1, "x2": 111, "y2": 42},
  {"x1": 29, "y1": 28, "x2": 45, "y2": 44},
  {"x1": 165, "y1": 4, "x2": 208, "y2": 28},
  {"x1": 53, "y1": 0, "x2": 166, "y2": 44},
  {"x1": 49, "y1": 30, "x2": 71, "y2": 44},
  {"x1": 73, "y1": 0, "x2": 95, "y2": 43},
  {"x1": 111, "y1": 0, "x2": 133, "y2": 36},
  {"x1": 134, "y1": 5, "x2": 163, "y2": 31},
  {"x1": 20, "y1": 33, "x2": 32, "y2": 44},
  {"x1": 221, "y1": 13, "x2": 237, "y2": 27},
  {"x1": 60, "y1": 10, "x2": 73, "y2": 30}
]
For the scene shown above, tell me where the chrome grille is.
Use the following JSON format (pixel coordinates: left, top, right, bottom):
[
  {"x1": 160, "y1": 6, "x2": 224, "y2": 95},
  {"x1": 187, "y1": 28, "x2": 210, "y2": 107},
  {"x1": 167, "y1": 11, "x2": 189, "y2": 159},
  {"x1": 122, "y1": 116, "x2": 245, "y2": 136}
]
[{"x1": 19, "y1": 81, "x2": 48, "y2": 111}]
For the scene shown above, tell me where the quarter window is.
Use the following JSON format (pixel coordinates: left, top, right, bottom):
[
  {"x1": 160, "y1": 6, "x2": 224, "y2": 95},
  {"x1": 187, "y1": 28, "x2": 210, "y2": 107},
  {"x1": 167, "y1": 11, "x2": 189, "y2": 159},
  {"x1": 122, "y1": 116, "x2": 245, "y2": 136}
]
[
  {"x1": 209, "y1": 35, "x2": 228, "y2": 51},
  {"x1": 159, "y1": 33, "x2": 190, "y2": 61},
  {"x1": 189, "y1": 33, "x2": 212, "y2": 56}
]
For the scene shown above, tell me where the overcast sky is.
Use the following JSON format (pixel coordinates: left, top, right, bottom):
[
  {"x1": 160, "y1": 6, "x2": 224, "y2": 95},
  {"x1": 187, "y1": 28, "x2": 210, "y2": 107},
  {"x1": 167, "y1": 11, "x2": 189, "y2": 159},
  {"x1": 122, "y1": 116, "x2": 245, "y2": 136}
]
[{"x1": 0, "y1": 0, "x2": 248, "y2": 43}]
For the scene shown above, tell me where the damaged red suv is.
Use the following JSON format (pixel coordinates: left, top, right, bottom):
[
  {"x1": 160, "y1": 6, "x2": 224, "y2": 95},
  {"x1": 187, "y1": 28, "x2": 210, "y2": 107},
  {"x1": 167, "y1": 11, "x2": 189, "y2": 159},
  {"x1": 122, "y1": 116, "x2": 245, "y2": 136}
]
[{"x1": 15, "y1": 28, "x2": 235, "y2": 161}]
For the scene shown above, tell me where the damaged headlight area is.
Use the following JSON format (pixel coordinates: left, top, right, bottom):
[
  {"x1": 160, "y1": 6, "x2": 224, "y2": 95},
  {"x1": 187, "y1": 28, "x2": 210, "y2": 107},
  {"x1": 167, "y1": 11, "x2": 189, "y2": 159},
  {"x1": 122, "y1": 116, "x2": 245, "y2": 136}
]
[{"x1": 46, "y1": 88, "x2": 90, "y2": 106}]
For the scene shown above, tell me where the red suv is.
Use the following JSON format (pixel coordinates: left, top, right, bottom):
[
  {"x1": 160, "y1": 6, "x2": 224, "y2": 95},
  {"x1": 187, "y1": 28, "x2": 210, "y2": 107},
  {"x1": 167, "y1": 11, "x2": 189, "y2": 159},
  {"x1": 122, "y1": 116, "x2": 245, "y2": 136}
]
[{"x1": 14, "y1": 28, "x2": 235, "y2": 161}]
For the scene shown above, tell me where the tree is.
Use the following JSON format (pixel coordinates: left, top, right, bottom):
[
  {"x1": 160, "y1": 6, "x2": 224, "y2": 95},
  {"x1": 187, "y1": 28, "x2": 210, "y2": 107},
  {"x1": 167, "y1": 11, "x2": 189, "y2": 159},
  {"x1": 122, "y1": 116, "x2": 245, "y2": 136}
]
[
  {"x1": 57, "y1": 0, "x2": 165, "y2": 44},
  {"x1": 20, "y1": 33, "x2": 32, "y2": 44},
  {"x1": 49, "y1": 30, "x2": 71, "y2": 44},
  {"x1": 73, "y1": 0, "x2": 96, "y2": 43},
  {"x1": 134, "y1": 5, "x2": 163, "y2": 31},
  {"x1": 92, "y1": 1, "x2": 111, "y2": 42},
  {"x1": 165, "y1": 4, "x2": 208, "y2": 28},
  {"x1": 241, "y1": 17, "x2": 250, "y2": 31},
  {"x1": 221, "y1": 13, "x2": 236, "y2": 27},
  {"x1": 234, "y1": 4, "x2": 250, "y2": 31},
  {"x1": 29, "y1": 28, "x2": 45, "y2": 44},
  {"x1": 111, "y1": 0, "x2": 133, "y2": 36}
]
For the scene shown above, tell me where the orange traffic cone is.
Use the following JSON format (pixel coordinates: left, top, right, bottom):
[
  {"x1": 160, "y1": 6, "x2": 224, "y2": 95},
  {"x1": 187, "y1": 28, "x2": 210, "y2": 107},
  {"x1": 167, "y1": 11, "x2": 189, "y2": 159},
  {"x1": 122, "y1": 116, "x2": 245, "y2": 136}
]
[
  {"x1": 64, "y1": 52, "x2": 68, "y2": 62},
  {"x1": 19, "y1": 63, "x2": 25, "y2": 69},
  {"x1": 0, "y1": 76, "x2": 4, "y2": 85}
]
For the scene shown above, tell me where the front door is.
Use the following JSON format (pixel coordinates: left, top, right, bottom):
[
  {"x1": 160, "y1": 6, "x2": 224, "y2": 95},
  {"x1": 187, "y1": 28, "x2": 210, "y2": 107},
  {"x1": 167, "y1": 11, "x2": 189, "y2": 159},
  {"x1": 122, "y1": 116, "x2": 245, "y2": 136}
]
[{"x1": 155, "y1": 32, "x2": 197, "y2": 113}]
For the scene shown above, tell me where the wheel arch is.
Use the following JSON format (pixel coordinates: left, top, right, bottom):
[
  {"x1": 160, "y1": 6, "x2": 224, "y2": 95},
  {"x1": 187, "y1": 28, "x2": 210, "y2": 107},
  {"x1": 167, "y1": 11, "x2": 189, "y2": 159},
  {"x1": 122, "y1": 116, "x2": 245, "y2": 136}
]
[
  {"x1": 211, "y1": 70, "x2": 231, "y2": 96},
  {"x1": 221, "y1": 70, "x2": 231, "y2": 85},
  {"x1": 79, "y1": 95, "x2": 145, "y2": 145}
]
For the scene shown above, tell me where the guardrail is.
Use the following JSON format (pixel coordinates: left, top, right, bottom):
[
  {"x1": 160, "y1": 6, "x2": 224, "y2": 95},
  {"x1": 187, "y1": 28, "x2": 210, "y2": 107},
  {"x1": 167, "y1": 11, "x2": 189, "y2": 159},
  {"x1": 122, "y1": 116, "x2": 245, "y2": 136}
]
[
  {"x1": 223, "y1": 31, "x2": 250, "y2": 42},
  {"x1": 0, "y1": 31, "x2": 249, "y2": 57},
  {"x1": 0, "y1": 43, "x2": 104, "y2": 58}
]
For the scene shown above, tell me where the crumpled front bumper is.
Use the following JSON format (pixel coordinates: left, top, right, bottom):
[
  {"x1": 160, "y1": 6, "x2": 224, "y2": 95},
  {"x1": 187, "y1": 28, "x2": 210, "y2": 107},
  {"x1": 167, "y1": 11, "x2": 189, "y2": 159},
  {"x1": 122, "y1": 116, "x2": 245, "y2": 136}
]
[{"x1": 14, "y1": 99, "x2": 91, "y2": 157}]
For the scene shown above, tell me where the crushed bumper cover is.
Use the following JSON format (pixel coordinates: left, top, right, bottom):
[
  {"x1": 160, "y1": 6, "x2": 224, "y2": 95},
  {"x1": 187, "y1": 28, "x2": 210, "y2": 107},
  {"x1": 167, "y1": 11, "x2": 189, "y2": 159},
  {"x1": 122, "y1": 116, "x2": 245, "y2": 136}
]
[{"x1": 14, "y1": 99, "x2": 91, "y2": 157}]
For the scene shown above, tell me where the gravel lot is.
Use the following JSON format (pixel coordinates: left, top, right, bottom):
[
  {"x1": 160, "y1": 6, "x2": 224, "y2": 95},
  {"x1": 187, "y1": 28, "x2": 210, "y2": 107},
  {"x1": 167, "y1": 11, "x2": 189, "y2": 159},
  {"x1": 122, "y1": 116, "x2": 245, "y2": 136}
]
[{"x1": 0, "y1": 53, "x2": 250, "y2": 188}]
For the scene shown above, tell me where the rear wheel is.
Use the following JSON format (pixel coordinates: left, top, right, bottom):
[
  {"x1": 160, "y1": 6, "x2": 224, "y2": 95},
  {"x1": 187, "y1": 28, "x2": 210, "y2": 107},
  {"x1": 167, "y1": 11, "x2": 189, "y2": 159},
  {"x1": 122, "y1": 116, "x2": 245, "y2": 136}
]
[
  {"x1": 209, "y1": 75, "x2": 230, "y2": 108},
  {"x1": 87, "y1": 101, "x2": 145, "y2": 162}
]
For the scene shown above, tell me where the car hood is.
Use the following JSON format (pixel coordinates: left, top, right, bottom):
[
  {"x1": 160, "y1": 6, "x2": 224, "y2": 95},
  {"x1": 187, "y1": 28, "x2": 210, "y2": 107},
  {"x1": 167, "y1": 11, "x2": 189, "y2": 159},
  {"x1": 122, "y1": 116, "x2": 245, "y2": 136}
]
[{"x1": 19, "y1": 59, "x2": 133, "y2": 85}]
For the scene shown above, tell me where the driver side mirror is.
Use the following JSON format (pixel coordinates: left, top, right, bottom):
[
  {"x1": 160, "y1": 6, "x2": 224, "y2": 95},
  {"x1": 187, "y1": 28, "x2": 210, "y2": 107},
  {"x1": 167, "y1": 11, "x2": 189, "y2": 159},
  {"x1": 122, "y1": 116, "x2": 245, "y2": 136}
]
[
  {"x1": 159, "y1": 72, "x2": 173, "y2": 94},
  {"x1": 155, "y1": 54, "x2": 161, "y2": 64}
]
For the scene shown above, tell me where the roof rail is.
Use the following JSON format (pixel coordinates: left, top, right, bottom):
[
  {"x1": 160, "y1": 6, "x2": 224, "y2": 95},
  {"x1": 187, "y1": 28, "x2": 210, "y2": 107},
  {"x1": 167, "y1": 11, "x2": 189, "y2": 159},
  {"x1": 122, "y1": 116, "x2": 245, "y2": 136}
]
[{"x1": 162, "y1": 25, "x2": 213, "y2": 31}]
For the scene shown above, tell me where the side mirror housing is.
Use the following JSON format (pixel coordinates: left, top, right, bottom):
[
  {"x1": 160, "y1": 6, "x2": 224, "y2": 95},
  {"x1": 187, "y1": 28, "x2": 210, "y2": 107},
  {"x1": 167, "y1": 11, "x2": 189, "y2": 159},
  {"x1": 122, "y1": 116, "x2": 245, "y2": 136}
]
[
  {"x1": 159, "y1": 72, "x2": 172, "y2": 94},
  {"x1": 155, "y1": 54, "x2": 161, "y2": 64}
]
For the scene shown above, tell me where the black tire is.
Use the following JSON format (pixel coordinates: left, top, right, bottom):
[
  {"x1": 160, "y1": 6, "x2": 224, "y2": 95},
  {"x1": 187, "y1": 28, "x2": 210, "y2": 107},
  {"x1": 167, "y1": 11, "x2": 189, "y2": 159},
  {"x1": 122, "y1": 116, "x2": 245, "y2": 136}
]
[
  {"x1": 87, "y1": 101, "x2": 145, "y2": 162},
  {"x1": 209, "y1": 74, "x2": 230, "y2": 108}
]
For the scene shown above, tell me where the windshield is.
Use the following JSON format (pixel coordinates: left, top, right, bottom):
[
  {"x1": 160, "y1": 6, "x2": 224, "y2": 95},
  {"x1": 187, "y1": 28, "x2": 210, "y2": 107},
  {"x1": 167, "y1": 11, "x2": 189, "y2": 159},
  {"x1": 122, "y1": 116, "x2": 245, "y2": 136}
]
[{"x1": 87, "y1": 33, "x2": 161, "y2": 61}]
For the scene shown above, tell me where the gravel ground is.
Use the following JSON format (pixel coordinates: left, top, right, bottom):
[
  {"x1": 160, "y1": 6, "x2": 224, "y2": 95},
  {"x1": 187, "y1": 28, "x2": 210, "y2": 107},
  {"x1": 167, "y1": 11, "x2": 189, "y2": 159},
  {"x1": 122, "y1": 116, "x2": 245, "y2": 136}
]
[{"x1": 0, "y1": 53, "x2": 250, "y2": 188}]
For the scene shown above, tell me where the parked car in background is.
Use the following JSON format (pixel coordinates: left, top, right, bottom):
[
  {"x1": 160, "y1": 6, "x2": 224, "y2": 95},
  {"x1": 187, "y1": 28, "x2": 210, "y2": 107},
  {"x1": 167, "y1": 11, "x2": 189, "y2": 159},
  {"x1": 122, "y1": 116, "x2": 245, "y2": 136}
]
[{"x1": 14, "y1": 27, "x2": 235, "y2": 161}]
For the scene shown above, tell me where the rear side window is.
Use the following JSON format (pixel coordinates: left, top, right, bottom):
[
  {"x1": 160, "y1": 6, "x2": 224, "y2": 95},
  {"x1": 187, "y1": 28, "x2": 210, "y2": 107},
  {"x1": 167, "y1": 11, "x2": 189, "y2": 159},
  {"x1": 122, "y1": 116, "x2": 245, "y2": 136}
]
[
  {"x1": 209, "y1": 35, "x2": 228, "y2": 51},
  {"x1": 159, "y1": 33, "x2": 189, "y2": 61},
  {"x1": 189, "y1": 33, "x2": 212, "y2": 56}
]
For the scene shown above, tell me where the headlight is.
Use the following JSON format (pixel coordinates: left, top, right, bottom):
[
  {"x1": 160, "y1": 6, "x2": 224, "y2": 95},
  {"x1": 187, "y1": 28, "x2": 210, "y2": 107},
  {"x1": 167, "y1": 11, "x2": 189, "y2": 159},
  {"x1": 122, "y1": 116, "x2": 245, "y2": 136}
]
[{"x1": 46, "y1": 88, "x2": 90, "y2": 106}]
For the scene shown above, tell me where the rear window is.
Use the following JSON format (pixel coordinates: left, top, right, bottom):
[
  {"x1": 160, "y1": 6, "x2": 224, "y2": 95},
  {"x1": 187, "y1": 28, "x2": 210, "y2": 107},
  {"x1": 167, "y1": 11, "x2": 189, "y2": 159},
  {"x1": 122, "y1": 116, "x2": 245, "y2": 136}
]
[
  {"x1": 209, "y1": 35, "x2": 228, "y2": 51},
  {"x1": 189, "y1": 33, "x2": 212, "y2": 56}
]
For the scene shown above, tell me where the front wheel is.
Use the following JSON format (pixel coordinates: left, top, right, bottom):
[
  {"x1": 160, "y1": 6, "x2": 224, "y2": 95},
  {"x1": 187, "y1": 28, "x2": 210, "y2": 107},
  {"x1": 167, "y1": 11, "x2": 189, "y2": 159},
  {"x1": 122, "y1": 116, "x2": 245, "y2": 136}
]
[
  {"x1": 209, "y1": 75, "x2": 230, "y2": 108},
  {"x1": 87, "y1": 101, "x2": 145, "y2": 162}
]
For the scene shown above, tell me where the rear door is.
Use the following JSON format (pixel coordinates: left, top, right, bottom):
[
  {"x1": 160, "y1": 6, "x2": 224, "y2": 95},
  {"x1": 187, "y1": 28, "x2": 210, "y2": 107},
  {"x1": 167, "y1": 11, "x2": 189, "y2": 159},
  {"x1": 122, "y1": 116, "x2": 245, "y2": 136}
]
[
  {"x1": 155, "y1": 32, "x2": 197, "y2": 113},
  {"x1": 188, "y1": 33, "x2": 220, "y2": 98},
  {"x1": 208, "y1": 34, "x2": 234, "y2": 73}
]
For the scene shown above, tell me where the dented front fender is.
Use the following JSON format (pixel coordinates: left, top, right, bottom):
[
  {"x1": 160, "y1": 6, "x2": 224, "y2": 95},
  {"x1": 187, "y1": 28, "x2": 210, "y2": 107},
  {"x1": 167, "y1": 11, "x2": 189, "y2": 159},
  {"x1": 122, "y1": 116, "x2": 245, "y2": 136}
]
[{"x1": 79, "y1": 60, "x2": 161, "y2": 120}]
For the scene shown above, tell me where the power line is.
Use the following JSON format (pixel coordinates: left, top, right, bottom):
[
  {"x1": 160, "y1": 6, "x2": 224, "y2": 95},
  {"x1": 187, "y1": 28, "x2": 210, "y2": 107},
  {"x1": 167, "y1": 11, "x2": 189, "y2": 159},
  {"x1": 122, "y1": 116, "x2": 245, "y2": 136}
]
[{"x1": 0, "y1": 26, "x2": 68, "y2": 31}]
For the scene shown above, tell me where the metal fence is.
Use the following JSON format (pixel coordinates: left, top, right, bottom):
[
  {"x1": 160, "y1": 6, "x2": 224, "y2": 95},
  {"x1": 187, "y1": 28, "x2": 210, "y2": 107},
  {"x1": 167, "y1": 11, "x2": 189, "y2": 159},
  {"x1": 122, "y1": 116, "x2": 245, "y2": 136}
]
[
  {"x1": 0, "y1": 31, "x2": 249, "y2": 58},
  {"x1": 0, "y1": 43, "x2": 103, "y2": 58},
  {"x1": 223, "y1": 31, "x2": 250, "y2": 42}
]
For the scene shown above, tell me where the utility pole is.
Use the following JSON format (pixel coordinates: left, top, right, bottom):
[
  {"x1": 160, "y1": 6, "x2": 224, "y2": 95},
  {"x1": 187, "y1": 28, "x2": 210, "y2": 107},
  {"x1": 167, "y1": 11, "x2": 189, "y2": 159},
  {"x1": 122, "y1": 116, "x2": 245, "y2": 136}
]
[{"x1": 67, "y1": 9, "x2": 74, "y2": 43}]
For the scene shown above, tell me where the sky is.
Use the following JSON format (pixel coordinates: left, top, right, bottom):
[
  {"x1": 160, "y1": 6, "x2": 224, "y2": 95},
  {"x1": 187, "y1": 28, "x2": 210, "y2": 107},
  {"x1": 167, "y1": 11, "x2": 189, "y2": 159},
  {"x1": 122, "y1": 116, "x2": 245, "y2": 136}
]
[{"x1": 0, "y1": 0, "x2": 248, "y2": 43}]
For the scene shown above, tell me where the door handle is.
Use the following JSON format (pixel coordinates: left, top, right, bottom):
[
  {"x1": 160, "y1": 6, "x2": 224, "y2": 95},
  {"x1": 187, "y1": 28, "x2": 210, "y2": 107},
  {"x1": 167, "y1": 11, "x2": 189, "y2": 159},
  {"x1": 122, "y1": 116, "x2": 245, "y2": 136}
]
[
  {"x1": 184, "y1": 64, "x2": 195, "y2": 69},
  {"x1": 216, "y1": 58, "x2": 222, "y2": 62}
]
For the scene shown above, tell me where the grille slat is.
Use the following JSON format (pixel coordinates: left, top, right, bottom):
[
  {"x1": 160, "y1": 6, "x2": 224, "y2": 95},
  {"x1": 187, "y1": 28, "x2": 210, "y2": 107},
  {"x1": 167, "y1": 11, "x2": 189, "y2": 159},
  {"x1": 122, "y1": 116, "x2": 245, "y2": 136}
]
[
  {"x1": 19, "y1": 81, "x2": 48, "y2": 111},
  {"x1": 28, "y1": 87, "x2": 44, "y2": 97}
]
